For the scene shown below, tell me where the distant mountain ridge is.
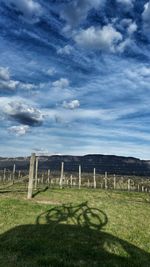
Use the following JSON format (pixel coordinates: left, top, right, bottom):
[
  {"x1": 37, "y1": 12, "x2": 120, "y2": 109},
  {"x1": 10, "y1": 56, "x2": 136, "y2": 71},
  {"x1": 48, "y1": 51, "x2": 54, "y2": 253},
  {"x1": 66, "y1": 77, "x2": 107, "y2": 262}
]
[{"x1": 0, "y1": 154, "x2": 150, "y2": 176}]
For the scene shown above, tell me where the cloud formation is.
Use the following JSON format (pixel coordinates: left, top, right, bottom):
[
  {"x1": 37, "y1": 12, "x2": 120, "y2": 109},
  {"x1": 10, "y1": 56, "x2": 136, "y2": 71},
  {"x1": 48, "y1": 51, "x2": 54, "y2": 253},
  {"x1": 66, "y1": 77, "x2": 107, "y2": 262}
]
[
  {"x1": 57, "y1": 45, "x2": 73, "y2": 55},
  {"x1": 116, "y1": 0, "x2": 135, "y2": 8},
  {"x1": 8, "y1": 125, "x2": 30, "y2": 136},
  {"x1": 0, "y1": 0, "x2": 150, "y2": 158},
  {"x1": 60, "y1": 0, "x2": 103, "y2": 29},
  {"x1": 52, "y1": 78, "x2": 70, "y2": 89},
  {"x1": 0, "y1": 66, "x2": 19, "y2": 91},
  {"x1": 5, "y1": 101, "x2": 43, "y2": 126},
  {"x1": 2, "y1": 0, "x2": 42, "y2": 22},
  {"x1": 0, "y1": 67, "x2": 10, "y2": 81},
  {"x1": 74, "y1": 25, "x2": 123, "y2": 52},
  {"x1": 62, "y1": 99, "x2": 80, "y2": 109},
  {"x1": 142, "y1": 1, "x2": 150, "y2": 39}
]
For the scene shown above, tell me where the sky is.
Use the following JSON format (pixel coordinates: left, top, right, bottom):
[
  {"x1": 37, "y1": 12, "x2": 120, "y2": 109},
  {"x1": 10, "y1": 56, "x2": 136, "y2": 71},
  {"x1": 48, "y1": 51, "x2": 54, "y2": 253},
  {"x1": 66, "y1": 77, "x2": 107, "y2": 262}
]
[{"x1": 0, "y1": 0, "x2": 150, "y2": 159}]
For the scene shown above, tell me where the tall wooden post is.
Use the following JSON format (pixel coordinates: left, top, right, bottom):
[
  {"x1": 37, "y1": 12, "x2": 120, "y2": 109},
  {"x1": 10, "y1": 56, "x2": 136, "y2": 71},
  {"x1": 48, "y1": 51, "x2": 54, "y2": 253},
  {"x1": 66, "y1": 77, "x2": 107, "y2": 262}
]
[
  {"x1": 79, "y1": 165, "x2": 81, "y2": 189},
  {"x1": 113, "y1": 174, "x2": 116, "y2": 190},
  {"x1": 34, "y1": 157, "x2": 39, "y2": 190},
  {"x1": 47, "y1": 169, "x2": 50, "y2": 184},
  {"x1": 59, "y1": 162, "x2": 64, "y2": 189},
  {"x1": 93, "y1": 168, "x2": 96, "y2": 189},
  {"x1": 121, "y1": 176, "x2": 124, "y2": 190},
  {"x1": 3, "y1": 168, "x2": 6, "y2": 182},
  {"x1": 70, "y1": 174, "x2": 73, "y2": 187},
  {"x1": 104, "y1": 171, "x2": 108, "y2": 189},
  {"x1": 12, "y1": 164, "x2": 15, "y2": 183},
  {"x1": 27, "y1": 153, "x2": 36, "y2": 199},
  {"x1": 18, "y1": 170, "x2": 21, "y2": 179},
  {"x1": 128, "y1": 179, "x2": 131, "y2": 191},
  {"x1": 41, "y1": 174, "x2": 44, "y2": 184}
]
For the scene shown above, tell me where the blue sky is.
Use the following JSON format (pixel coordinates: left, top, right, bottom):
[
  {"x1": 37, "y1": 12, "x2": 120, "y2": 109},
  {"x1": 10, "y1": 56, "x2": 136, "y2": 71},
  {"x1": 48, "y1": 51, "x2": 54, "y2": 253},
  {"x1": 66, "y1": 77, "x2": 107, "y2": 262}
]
[{"x1": 0, "y1": 0, "x2": 150, "y2": 158}]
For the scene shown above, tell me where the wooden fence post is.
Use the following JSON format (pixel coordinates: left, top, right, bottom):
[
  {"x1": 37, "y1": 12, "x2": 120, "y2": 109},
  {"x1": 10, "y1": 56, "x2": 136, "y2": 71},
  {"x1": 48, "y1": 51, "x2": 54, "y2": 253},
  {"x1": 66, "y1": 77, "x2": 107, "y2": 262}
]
[
  {"x1": 12, "y1": 164, "x2": 15, "y2": 184},
  {"x1": 121, "y1": 176, "x2": 124, "y2": 190},
  {"x1": 18, "y1": 170, "x2": 21, "y2": 179},
  {"x1": 113, "y1": 174, "x2": 116, "y2": 190},
  {"x1": 93, "y1": 168, "x2": 96, "y2": 189},
  {"x1": 70, "y1": 174, "x2": 73, "y2": 187},
  {"x1": 59, "y1": 162, "x2": 64, "y2": 189},
  {"x1": 79, "y1": 165, "x2": 81, "y2": 189},
  {"x1": 35, "y1": 157, "x2": 39, "y2": 190},
  {"x1": 3, "y1": 168, "x2": 6, "y2": 182},
  {"x1": 104, "y1": 172, "x2": 108, "y2": 189},
  {"x1": 47, "y1": 169, "x2": 50, "y2": 184},
  {"x1": 128, "y1": 179, "x2": 131, "y2": 191},
  {"x1": 41, "y1": 174, "x2": 44, "y2": 184},
  {"x1": 27, "y1": 153, "x2": 36, "y2": 199}
]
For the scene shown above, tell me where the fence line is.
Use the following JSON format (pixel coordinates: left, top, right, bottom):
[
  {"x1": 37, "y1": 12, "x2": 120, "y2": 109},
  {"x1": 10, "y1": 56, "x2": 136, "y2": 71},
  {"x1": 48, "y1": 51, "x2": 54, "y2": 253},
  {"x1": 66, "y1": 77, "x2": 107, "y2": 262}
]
[{"x1": 0, "y1": 154, "x2": 150, "y2": 198}]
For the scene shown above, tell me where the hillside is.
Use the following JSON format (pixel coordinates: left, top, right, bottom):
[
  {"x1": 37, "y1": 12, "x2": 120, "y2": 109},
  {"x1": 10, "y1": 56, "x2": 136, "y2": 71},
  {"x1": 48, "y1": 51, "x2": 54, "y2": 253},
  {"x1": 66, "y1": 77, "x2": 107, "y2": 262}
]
[{"x1": 0, "y1": 154, "x2": 150, "y2": 176}]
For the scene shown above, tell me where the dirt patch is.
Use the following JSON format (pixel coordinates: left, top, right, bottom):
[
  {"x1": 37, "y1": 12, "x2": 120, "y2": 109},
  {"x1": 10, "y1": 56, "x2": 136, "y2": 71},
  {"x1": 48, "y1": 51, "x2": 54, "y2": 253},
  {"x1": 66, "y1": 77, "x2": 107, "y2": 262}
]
[{"x1": 35, "y1": 200, "x2": 61, "y2": 205}]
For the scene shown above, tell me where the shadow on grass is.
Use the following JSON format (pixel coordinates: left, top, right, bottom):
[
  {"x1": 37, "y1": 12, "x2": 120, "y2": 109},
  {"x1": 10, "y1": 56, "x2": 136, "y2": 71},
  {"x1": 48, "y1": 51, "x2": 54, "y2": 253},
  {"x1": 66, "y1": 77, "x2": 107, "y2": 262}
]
[
  {"x1": 0, "y1": 202, "x2": 149, "y2": 267},
  {"x1": 0, "y1": 189, "x2": 27, "y2": 194},
  {"x1": 32, "y1": 186, "x2": 49, "y2": 198}
]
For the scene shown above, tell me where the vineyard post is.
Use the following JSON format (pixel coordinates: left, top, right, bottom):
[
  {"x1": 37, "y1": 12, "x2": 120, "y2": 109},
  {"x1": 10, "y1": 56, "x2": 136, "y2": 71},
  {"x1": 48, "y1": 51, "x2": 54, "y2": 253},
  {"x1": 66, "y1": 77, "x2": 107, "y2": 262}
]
[
  {"x1": 35, "y1": 157, "x2": 39, "y2": 190},
  {"x1": 79, "y1": 165, "x2": 81, "y2": 189},
  {"x1": 59, "y1": 162, "x2": 64, "y2": 189},
  {"x1": 18, "y1": 170, "x2": 21, "y2": 179},
  {"x1": 27, "y1": 153, "x2": 36, "y2": 199},
  {"x1": 128, "y1": 179, "x2": 131, "y2": 191},
  {"x1": 47, "y1": 169, "x2": 50, "y2": 184},
  {"x1": 93, "y1": 168, "x2": 96, "y2": 189},
  {"x1": 12, "y1": 164, "x2": 15, "y2": 184},
  {"x1": 113, "y1": 174, "x2": 116, "y2": 190},
  {"x1": 104, "y1": 171, "x2": 108, "y2": 189},
  {"x1": 3, "y1": 168, "x2": 6, "y2": 183},
  {"x1": 70, "y1": 174, "x2": 73, "y2": 187}
]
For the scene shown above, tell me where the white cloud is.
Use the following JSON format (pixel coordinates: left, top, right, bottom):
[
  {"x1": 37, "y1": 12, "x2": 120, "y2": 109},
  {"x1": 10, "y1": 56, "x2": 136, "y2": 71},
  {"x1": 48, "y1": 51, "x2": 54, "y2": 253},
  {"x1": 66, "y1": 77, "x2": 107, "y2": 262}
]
[
  {"x1": 0, "y1": 66, "x2": 19, "y2": 91},
  {"x1": 52, "y1": 78, "x2": 70, "y2": 89},
  {"x1": 20, "y1": 82, "x2": 37, "y2": 90},
  {"x1": 116, "y1": 38, "x2": 131, "y2": 53},
  {"x1": 0, "y1": 66, "x2": 39, "y2": 91},
  {"x1": 74, "y1": 25, "x2": 123, "y2": 52},
  {"x1": 46, "y1": 67, "x2": 56, "y2": 76},
  {"x1": 0, "y1": 80, "x2": 19, "y2": 90},
  {"x1": 120, "y1": 19, "x2": 137, "y2": 35},
  {"x1": 126, "y1": 66, "x2": 150, "y2": 79},
  {"x1": 2, "y1": 0, "x2": 42, "y2": 22},
  {"x1": 127, "y1": 21, "x2": 137, "y2": 35},
  {"x1": 63, "y1": 100, "x2": 80, "y2": 109},
  {"x1": 0, "y1": 67, "x2": 10, "y2": 81},
  {"x1": 142, "y1": 1, "x2": 150, "y2": 21},
  {"x1": 57, "y1": 45, "x2": 73, "y2": 55},
  {"x1": 61, "y1": 0, "x2": 105, "y2": 29},
  {"x1": 8, "y1": 125, "x2": 30, "y2": 136},
  {"x1": 142, "y1": 1, "x2": 150, "y2": 39},
  {"x1": 139, "y1": 66, "x2": 150, "y2": 76},
  {"x1": 5, "y1": 101, "x2": 44, "y2": 126},
  {"x1": 116, "y1": 0, "x2": 134, "y2": 8}
]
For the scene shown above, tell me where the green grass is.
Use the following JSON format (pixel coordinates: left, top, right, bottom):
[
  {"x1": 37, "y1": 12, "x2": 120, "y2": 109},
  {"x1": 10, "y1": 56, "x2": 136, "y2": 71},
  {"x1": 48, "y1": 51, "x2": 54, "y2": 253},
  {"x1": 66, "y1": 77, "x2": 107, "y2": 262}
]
[{"x1": 0, "y1": 187, "x2": 150, "y2": 267}]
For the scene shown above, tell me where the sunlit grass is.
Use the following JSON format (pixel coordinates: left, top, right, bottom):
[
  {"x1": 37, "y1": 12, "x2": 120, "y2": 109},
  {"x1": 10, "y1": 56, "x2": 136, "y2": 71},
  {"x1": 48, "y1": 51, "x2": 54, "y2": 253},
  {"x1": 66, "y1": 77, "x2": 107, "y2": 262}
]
[{"x1": 0, "y1": 188, "x2": 150, "y2": 266}]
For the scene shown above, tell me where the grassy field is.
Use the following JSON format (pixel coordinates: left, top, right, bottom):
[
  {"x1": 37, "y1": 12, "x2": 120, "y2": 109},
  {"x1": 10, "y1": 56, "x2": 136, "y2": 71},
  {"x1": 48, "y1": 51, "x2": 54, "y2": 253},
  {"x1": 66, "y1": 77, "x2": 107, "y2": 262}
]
[{"x1": 0, "y1": 187, "x2": 150, "y2": 267}]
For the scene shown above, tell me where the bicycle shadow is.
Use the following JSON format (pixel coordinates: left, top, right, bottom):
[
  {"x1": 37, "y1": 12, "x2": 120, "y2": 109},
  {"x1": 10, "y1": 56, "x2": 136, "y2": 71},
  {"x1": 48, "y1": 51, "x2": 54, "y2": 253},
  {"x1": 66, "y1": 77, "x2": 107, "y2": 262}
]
[{"x1": 0, "y1": 202, "x2": 149, "y2": 267}]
